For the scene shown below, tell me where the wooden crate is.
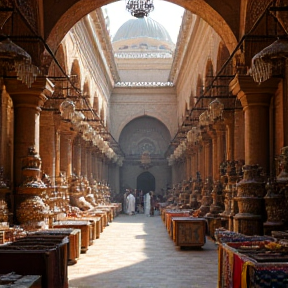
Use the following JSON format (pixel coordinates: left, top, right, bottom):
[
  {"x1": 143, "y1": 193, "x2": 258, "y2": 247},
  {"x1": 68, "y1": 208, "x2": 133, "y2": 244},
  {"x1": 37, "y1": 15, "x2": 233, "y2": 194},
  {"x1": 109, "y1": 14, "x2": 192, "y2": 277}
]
[{"x1": 172, "y1": 217, "x2": 206, "y2": 247}]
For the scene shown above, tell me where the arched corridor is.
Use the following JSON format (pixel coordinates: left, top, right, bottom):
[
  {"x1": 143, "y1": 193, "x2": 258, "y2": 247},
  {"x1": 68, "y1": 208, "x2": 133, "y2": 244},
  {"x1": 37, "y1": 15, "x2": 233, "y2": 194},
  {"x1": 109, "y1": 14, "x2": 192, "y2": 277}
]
[{"x1": 68, "y1": 214, "x2": 218, "y2": 288}]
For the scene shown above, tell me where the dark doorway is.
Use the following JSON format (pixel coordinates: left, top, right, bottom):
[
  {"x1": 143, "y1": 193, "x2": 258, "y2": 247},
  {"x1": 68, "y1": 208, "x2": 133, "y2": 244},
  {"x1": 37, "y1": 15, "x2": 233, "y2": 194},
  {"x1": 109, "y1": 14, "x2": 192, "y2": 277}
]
[{"x1": 137, "y1": 172, "x2": 155, "y2": 193}]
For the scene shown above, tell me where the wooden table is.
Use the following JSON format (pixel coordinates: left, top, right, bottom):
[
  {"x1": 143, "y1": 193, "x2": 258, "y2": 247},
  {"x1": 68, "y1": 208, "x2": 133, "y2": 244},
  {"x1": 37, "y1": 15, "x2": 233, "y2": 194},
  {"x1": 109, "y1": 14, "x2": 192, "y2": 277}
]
[{"x1": 172, "y1": 217, "x2": 206, "y2": 247}]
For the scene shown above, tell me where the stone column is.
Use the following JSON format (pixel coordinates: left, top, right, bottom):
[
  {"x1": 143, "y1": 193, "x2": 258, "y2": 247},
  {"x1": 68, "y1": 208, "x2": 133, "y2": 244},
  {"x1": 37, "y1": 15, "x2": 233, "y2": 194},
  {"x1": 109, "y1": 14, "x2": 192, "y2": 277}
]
[
  {"x1": 91, "y1": 150, "x2": 97, "y2": 180},
  {"x1": 203, "y1": 135, "x2": 212, "y2": 180},
  {"x1": 86, "y1": 146, "x2": 93, "y2": 181},
  {"x1": 207, "y1": 129, "x2": 217, "y2": 181},
  {"x1": 215, "y1": 123, "x2": 226, "y2": 176},
  {"x1": 198, "y1": 144, "x2": 204, "y2": 180},
  {"x1": 234, "y1": 109, "x2": 245, "y2": 162},
  {"x1": 103, "y1": 159, "x2": 109, "y2": 183},
  {"x1": 81, "y1": 140, "x2": 88, "y2": 178},
  {"x1": 190, "y1": 146, "x2": 198, "y2": 179},
  {"x1": 0, "y1": 85, "x2": 13, "y2": 185},
  {"x1": 40, "y1": 110, "x2": 56, "y2": 186},
  {"x1": 224, "y1": 111, "x2": 235, "y2": 161},
  {"x1": 60, "y1": 132, "x2": 74, "y2": 179},
  {"x1": 5, "y1": 79, "x2": 52, "y2": 186},
  {"x1": 230, "y1": 75, "x2": 280, "y2": 174},
  {"x1": 97, "y1": 156, "x2": 103, "y2": 181},
  {"x1": 73, "y1": 136, "x2": 82, "y2": 177},
  {"x1": 55, "y1": 129, "x2": 61, "y2": 184},
  {"x1": 230, "y1": 75, "x2": 280, "y2": 235}
]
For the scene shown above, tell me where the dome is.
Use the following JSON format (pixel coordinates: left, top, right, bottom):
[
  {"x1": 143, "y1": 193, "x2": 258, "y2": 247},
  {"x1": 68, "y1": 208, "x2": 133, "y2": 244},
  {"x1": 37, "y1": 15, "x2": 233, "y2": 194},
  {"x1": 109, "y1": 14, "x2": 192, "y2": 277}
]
[{"x1": 112, "y1": 17, "x2": 173, "y2": 44}]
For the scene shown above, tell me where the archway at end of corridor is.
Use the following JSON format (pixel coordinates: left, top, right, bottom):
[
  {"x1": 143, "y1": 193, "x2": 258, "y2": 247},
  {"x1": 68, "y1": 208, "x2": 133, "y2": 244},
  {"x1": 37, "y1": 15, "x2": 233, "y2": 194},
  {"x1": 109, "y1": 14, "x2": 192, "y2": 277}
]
[{"x1": 137, "y1": 172, "x2": 155, "y2": 194}]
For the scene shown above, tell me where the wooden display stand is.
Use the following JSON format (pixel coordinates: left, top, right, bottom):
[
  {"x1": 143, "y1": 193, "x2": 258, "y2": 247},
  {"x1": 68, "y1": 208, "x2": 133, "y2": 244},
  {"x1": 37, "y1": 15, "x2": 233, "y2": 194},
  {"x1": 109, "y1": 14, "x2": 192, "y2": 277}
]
[
  {"x1": 0, "y1": 273, "x2": 42, "y2": 288},
  {"x1": 76, "y1": 217, "x2": 101, "y2": 239},
  {"x1": 0, "y1": 236, "x2": 68, "y2": 288},
  {"x1": 53, "y1": 220, "x2": 91, "y2": 253},
  {"x1": 172, "y1": 217, "x2": 206, "y2": 248},
  {"x1": 30, "y1": 229, "x2": 81, "y2": 265},
  {"x1": 163, "y1": 210, "x2": 191, "y2": 237}
]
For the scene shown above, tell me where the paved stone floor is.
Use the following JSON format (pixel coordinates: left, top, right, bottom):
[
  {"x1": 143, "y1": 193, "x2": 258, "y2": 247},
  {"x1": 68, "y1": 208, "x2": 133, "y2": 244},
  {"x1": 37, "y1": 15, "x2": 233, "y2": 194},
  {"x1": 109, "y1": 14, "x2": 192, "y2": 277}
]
[{"x1": 68, "y1": 213, "x2": 219, "y2": 288}]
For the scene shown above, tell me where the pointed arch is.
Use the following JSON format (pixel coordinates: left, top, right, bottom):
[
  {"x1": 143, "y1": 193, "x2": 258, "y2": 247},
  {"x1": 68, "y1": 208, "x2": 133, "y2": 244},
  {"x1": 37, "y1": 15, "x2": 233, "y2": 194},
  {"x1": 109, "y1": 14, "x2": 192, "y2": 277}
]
[
  {"x1": 48, "y1": 43, "x2": 67, "y2": 77},
  {"x1": 70, "y1": 59, "x2": 81, "y2": 90}
]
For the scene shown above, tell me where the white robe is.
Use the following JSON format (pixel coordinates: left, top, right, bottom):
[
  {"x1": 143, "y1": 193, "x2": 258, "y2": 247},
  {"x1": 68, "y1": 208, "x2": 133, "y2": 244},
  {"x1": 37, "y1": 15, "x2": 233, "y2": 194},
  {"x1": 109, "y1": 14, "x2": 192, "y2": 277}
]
[
  {"x1": 144, "y1": 193, "x2": 151, "y2": 216},
  {"x1": 126, "y1": 194, "x2": 135, "y2": 215}
]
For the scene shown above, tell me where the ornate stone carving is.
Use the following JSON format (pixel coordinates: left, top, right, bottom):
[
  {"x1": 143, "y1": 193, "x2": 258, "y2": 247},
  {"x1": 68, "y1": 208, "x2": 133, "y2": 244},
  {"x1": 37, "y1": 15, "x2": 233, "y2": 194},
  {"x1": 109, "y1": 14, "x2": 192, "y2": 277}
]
[
  {"x1": 114, "y1": 52, "x2": 172, "y2": 59},
  {"x1": 234, "y1": 164, "x2": 266, "y2": 235},
  {"x1": 206, "y1": 180, "x2": 224, "y2": 217},
  {"x1": 16, "y1": 196, "x2": 49, "y2": 226},
  {"x1": 115, "y1": 82, "x2": 174, "y2": 87},
  {"x1": 277, "y1": 146, "x2": 288, "y2": 183},
  {"x1": 198, "y1": 178, "x2": 213, "y2": 216},
  {"x1": 263, "y1": 178, "x2": 286, "y2": 235}
]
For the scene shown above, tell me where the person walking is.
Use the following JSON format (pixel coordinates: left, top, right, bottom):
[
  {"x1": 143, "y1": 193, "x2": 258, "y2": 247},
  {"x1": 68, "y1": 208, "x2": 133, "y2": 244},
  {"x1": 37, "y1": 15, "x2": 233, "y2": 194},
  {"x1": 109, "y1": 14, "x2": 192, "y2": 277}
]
[
  {"x1": 144, "y1": 192, "x2": 151, "y2": 216},
  {"x1": 126, "y1": 191, "x2": 136, "y2": 216},
  {"x1": 150, "y1": 191, "x2": 154, "y2": 216}
]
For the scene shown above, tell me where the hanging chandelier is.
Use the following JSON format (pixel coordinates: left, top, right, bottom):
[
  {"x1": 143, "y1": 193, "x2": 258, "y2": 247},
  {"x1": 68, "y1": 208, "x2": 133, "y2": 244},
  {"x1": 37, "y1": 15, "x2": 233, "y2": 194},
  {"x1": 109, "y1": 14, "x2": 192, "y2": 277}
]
[{"x1": 126, "y1": 0, "x2": 154, "y2": 18}]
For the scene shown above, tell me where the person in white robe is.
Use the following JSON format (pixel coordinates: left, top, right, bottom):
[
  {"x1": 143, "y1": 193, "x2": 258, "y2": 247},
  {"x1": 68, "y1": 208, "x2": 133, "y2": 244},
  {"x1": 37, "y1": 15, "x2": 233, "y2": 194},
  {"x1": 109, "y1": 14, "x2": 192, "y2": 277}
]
[
  {"x1": 126, "y1": 192, "x2": 136, "y2": 215},
  {"x1": 144, "y1": 192, "x2": 151, "y2": 216}
]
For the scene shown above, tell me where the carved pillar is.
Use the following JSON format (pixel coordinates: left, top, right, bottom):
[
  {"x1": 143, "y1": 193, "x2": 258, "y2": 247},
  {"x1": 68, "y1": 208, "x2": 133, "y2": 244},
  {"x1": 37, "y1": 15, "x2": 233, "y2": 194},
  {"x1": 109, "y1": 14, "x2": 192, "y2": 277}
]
[
  {"x1": 203, "y1": 135, "x2": 212, "y2": 180},
  {"x1": 208, "y1": 129, "x2": 217, "y2": 181},
  {"x1": 60, "y1": 132, "x2": 74, "y2": 179},
  {"x1": 234, "y1": 109, "x2": 245, "y2": 162},
  {"x1": 198, "y1": 143, "x2": 204, "y2": 180},
  {"x1": 5, "y1": 79, "x2": 51, "y2": 186},
  {"x1": 224, "y1": 112, "x2": 235, "y2": 161},
  {"x1": 73, "y1": 136, "x2": 82, "y2": 177},
  {"x1": 91, "y1": 150, "x2": 97, "y2": 180},
  {"x1": 81, "y1": 140, "x2": 88, "y2": 178},
  {"x1": 234, "y1": 164, "x2": 266, "y2": 235},
  {"x1": 96, "y1": 156, "x2": 102, "y2": 181},
  {"x1": 0, "y1": 85, "x2": 13, "y2": 185},
  {"x1": 230, "y1": 75, "x2": 280, "y2": 174},
  {"x1": 40, "y1": 110, "x2": 56, "y2": 186},
  {"x1": 103, "y1": 159, "x2": 109, "y2": 183},
  {"x1": 190, "y1": 146, "x2": 198, "y2": 180},
  {"x1": 86, "y1": 146, "x2": 93, "y2": 181},
  {"x1": 215, "y1": 123, "x2": 226, "y2": 178},
  {"x1": 55, "y1": 129, "x2": 61, "y2": 184}
]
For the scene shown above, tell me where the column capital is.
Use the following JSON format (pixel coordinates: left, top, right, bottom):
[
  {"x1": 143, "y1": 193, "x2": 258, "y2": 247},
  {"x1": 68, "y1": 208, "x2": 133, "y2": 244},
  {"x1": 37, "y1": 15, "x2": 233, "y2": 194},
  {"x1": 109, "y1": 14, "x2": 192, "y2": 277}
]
[
  {"x1": 4, "y1": 77, "x2": 53, "y2": 109},
  {"x1": 230, "y1": 74, "x2": 281, "y2": 108}
]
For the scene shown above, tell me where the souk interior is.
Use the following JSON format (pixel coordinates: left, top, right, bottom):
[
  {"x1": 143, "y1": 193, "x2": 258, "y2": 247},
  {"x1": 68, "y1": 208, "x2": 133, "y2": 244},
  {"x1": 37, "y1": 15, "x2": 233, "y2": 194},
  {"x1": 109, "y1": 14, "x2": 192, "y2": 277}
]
[{"x1": 2, "y1": 0, "x2": 288, "y2": 287}]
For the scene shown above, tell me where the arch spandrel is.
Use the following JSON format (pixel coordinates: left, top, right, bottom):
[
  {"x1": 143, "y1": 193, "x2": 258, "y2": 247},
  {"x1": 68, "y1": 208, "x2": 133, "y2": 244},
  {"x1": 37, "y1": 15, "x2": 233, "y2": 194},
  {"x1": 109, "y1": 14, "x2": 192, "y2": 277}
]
[{"x1": 44, "y1": 0, "x2": 238, "y2": 55}]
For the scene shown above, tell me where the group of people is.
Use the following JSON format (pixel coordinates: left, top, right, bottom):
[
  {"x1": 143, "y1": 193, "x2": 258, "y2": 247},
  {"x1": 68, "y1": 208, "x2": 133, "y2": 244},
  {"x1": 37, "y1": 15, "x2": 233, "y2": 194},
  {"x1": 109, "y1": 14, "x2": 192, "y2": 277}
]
[{"x1": 124, "y1": 189, "x2": 157, "y2": 216}]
